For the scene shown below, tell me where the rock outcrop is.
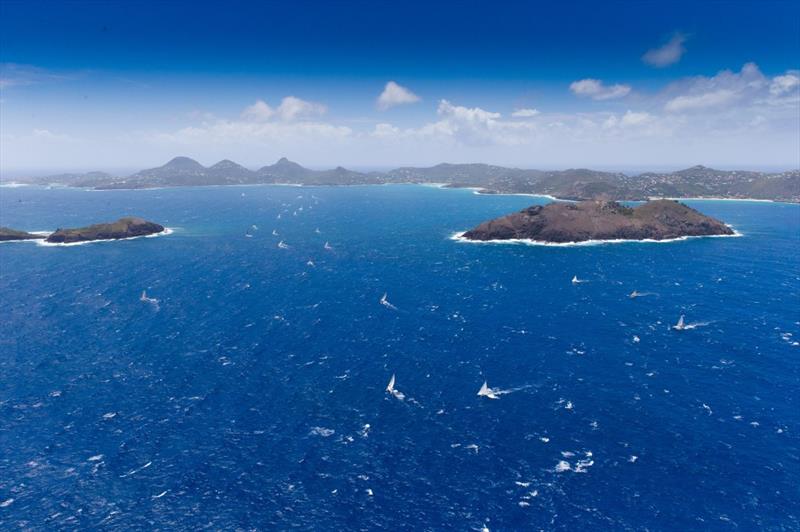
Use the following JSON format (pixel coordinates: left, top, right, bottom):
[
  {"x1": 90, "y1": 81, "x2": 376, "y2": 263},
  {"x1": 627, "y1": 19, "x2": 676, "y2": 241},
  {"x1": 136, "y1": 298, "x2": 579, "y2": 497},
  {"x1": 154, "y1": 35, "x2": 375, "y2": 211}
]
[
  {"x1": 460, "y1": 200, "x2": 734, "y2": 243},
  {"x1": 46, "y1": 217, "x2": 165, "y2": 244}
]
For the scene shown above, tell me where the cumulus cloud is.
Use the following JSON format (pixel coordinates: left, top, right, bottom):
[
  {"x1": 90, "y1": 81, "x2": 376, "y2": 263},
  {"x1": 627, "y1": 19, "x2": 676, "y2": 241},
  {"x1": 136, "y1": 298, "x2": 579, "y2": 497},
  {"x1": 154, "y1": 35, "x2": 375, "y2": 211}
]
[
  {"x1": 770, "y1": 72, "x2": 800, "y2": 96},
  {"x1": 511, "y1": 108, "x2": 540, "y2": 117},
  {"x1": 242, "y1": 100, "x2": 274, "y2": 121},
  {"x1": 150, "y1": 98, "x2": 347, "y2": 153},
  {"x1": 661, "y1": 62, "x2": 775, "y2": 113},
  {"x1": 377, "y1": 81, "x2": 420, "y2": 110},
  {"x1": 276, "y1": 96, "x2": 326, "y2": 121},
  {"x1": 642, "y1": 33, "x2": 688, "y2": 67},
  {"x1": 421, "y1": 100, "x2": 510, "y2": 144},
  {"x1": 6, "y1": 63, "x2": 798, "y2": 172},
  {"x1": 569, "y1": 79, "x2": 631, "y2": 100},
  {"x1": 241, "y1": 97, "x2": 326, "y2": 122}
]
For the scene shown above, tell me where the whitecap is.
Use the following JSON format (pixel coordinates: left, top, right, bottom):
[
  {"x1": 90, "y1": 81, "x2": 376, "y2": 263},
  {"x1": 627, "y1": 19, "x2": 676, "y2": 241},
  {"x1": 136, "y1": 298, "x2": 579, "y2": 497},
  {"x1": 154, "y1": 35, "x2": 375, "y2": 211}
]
[
  {"x1": 554, "y1": 461, "x2": 571, "y2": 473},
  {"x1": 309, "y1": 426, "x2": 335, "y2": 437}
]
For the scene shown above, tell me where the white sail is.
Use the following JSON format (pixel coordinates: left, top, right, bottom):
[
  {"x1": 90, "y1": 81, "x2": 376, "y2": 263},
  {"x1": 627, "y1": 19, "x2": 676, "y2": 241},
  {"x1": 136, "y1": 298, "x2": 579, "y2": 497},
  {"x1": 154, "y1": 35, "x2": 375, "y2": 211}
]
[
  {"x1": 272, "y1": 229, "x2": 278, "y2": 236},
  {"x1": 278, "y1": 240, "x2": 289, "y2": 249},
  {"x1": 675, "y1": 315, "x2": 685, "y2": 329},
  {"x1": 380, "y1": 293, "x2": 398, "y2": 310},
  {"x1": 477, "y1": 381, "x2": 499, "y2": 399},
  {"x1": 629, "y1": 290, "x2": 639, "y2": 298},
  {"x1": 324, "y1": 241, "x2": 332, "y2": 250},
  {"x1": 386, "y1": 374, "x2": 395, "y2": 393},
  {"x1": 140, "y1": 290, "x2": 159, "y2": 307}
]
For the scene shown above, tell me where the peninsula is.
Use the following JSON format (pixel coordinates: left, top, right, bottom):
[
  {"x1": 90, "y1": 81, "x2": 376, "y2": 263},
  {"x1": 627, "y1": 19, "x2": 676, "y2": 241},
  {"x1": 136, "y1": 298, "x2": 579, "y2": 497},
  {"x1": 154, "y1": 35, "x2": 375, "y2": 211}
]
[{"x1": 459, "y1": 200, "x2": 735, "y2": 243}]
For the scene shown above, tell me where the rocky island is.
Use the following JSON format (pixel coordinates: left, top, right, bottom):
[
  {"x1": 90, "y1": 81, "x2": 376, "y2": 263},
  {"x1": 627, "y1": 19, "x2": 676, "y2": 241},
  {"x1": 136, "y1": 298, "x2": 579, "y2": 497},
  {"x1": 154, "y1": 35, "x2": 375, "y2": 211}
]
[
  {"x1": 0, "y1": 227, "x2": 46, "y2": 241},
  {"x1": 460, "y1": 199, "x2": 734, "y2": 243},
  {"x1": 45, "y1": 217, "x2": 166, "y2": 244}
]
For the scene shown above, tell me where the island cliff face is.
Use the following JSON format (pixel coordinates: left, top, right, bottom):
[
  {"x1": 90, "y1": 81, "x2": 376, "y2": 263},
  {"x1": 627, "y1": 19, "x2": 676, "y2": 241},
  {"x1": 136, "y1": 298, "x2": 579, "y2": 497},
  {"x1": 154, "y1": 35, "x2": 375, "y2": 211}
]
[
  {"x1": 46, "y1": 217, "x2": 165, "y2": 244},
  {"x1": 460, "y1": 200, "x2": 734, "y2": 243},
  {"x1": 0, "y1": 227, "x2": 46, "y2": 241}
]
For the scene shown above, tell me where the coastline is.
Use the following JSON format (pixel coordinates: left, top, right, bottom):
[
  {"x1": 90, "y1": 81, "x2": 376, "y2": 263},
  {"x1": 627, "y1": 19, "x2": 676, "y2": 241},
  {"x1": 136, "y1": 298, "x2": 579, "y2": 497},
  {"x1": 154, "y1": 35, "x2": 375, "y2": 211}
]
[
  {"x1": 36, "y1": 227, "x2": 174, "y2": 246},
  {"x1": 2, "y1": 181, "x2": 797, "y2": 203},
  {"x1": 648, "y1": 196, "x2": 779, "y2": 203},
  {"x1": 1, "y1": 227, "x2": 175, "y2": 246},
  {"x1": 449, "y1": 227, "x2": 743, "y2": 247}
]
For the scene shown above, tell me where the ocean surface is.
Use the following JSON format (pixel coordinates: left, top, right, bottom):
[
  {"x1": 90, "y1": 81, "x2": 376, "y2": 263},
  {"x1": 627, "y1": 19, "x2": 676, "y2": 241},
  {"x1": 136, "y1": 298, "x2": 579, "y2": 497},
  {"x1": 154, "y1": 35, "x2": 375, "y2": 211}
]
[{"x1": 1, "y1": 184, "x2": 798, "y2": 530}]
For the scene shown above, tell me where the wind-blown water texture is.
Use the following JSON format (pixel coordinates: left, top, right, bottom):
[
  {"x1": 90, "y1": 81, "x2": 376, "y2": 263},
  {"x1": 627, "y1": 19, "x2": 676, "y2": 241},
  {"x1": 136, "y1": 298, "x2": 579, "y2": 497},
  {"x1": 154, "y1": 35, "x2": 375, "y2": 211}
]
[{"x1": 1, "y1": 185, "x2": 798, "y2": 530}]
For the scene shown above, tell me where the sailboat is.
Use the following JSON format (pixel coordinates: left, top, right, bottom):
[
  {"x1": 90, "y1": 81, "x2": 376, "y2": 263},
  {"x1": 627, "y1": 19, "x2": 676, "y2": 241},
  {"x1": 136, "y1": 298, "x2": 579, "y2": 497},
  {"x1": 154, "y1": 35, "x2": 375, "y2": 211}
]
[
  {"x1": 477, "y1": 381, "x2": 499, "y2": 400},
  {"x1": 272, "y1": 229, "x2": 279, "y2": 236},
  {"x1": 386, "y1": 374, "x2": 405, "y2": 400},
  {"x1": 380, "y1": 292, "x2": 398, "y2": 310},
  {"x1": 324, "y1": 241, "x2": 333, "y2": 250},
  {"x1": 278, "y1": 240, "x2": 289, "y2": 249},
  {"x1": 629, "y1": 290, "x2": 640, "y2": 298},
  {"x1": 140, "y1": 290, "x2": 159, "y2": 306},
  {"x1": 571, "y1": 275, "x2": 585, "y2": 284},
  {"x1": 672, "y1": 315, "x2": 686, "y2": 330}
]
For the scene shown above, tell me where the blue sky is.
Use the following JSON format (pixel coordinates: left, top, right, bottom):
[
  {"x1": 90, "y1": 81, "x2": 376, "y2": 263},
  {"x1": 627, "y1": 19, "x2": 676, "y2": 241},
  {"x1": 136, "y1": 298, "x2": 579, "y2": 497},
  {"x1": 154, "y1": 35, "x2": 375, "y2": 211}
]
[{"x1": 1, "y1": 0, "x2": 798, "y2": 174}]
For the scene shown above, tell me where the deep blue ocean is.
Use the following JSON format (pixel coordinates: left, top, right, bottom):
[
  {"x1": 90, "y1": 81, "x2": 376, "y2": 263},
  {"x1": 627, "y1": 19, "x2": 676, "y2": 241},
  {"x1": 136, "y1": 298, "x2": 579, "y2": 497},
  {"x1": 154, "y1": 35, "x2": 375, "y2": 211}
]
[{"x1": 1, "y1": 184, "x2": 798, "y2": 530}]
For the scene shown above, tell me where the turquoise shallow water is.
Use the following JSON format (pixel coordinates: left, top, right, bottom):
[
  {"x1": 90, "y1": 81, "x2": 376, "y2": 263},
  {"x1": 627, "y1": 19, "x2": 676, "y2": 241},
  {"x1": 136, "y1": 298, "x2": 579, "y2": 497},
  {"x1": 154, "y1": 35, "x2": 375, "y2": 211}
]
[{"x1": 1, "y1": 184, "x2": 799, "y2": 530}]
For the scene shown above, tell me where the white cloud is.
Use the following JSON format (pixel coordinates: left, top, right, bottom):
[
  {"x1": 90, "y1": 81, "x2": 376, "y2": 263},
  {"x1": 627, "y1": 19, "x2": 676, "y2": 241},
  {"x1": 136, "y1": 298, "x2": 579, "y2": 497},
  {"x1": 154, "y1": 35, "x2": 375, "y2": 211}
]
[
  {"x1": 437, "y1": 99, "x2": 501, "y2": 123},
  {"x1": 570, "y1": 79, "x2": 631, "y2": 100},
  {"x1": 4, "y1": 63, "x2": 798, "y2": 172},
  {"x1": 642, "y1": 33, "x2": 688, "y2": 67},
  {"x1": 241, "y1": 97, "x2": 326, "y2": 122},
  {"x1": 275, "y1": 96, "x2": 326, "y2": 121},
  {"x1": 377, "y1": 81, "x2": 420, "y2": 110},
  {"x1": 511, "y1": 108, "x2": 540, "y2": 118},
  {"x1": 770, "y1": 72, "x2": 800, "y2": 96},
  {"x1": 665, "y1": 89, "x2": 739, "y2": 112},
  {"x1": 662, "y1": 62, "x2": 774, "y2": 112},
  {"x1": 241, "y1": 100, "x2": 274, "y2": 121},
  {"x1": 371, "y1": 123, "x2": 401, "y2": 138}
]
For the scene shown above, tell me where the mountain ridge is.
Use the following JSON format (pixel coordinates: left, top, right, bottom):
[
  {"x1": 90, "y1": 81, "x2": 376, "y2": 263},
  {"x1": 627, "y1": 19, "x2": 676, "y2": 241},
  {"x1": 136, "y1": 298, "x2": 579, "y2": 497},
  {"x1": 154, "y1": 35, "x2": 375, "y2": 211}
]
[{"x1": 8, "y1": 157, "x2": 799, "y2": 202}]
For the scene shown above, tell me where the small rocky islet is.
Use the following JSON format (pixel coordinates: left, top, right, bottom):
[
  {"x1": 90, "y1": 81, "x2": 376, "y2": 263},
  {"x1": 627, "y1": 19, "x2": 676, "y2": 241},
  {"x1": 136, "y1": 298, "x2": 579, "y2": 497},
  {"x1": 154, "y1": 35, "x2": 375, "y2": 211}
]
[
  {"x1": 460, "y1": 199, "x2": 734, "y2": 243},
  {"x1": 0, "y1": 217, "x2": 165, "y2": 243}
]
